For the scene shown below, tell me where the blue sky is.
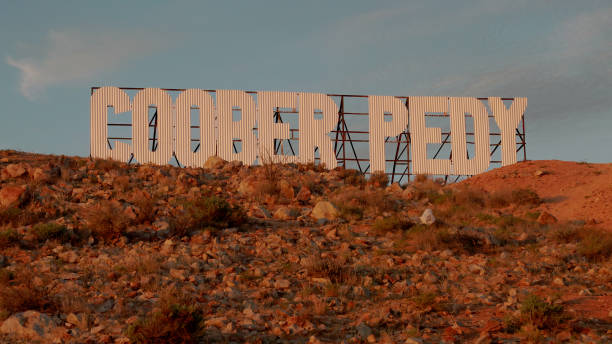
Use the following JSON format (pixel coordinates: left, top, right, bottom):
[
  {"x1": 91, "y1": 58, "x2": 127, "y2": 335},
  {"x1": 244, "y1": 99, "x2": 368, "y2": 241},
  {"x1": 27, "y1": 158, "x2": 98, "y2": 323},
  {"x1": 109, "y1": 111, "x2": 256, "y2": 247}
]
[{"x1": 1, "y1": 0, "x2": 610, "y2": 162}]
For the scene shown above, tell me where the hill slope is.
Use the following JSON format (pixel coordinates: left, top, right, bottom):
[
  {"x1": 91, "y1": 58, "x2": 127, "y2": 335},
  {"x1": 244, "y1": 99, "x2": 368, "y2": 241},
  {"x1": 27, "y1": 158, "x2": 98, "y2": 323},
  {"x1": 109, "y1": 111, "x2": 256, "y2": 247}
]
[
  {"x1": 459, "y1": 160, "x2": 612, "y2": 230},
  {"x1": 0, "y1": 150, "x2": 610, "y2": 343}
]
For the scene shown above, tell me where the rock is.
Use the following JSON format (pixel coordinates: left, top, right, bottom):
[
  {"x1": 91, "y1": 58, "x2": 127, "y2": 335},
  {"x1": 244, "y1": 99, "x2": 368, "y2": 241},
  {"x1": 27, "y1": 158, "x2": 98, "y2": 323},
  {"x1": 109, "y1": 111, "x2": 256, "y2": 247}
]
[
  {"x1": 356, "y1": 323, "x2": 372, "y2": 339},
  {"x1": 517, "y1": 232, "x2": 529, "y2": 242},
  {"x1": 31, "y1": 168, "x2": 49, "y2": 182},
  {"x1": 279, "y1": 180, "x2": 294, "y2": 199},
  {"x1": 160, "y1": 239, "x2": 175, "y2": 255},
  {"x1": 0, "y1": 185, "x2": 27, "y2": 208},
  {"x1": 0, "y1": 255, "x2": 8, "y2": 268},
  {"x1": 553, "y1": 277, "x2": 565, "y2": 286},
  {"x1": 274, "y1": 279, "x2": 290, "y2": 289},
  {"x1": 170, "y1": 268, "x2": 187, "y2": 281},
  {"x1": 296, "y1": 186, "x2": 312, "y2": 203},
  {"x1": 385, "y1": 183, "x2": 402, "y2": 195},
  {"x1": 66, "y1": 313, "x2": 89, "y2": 329},
  {"x1": 0, "y1": 311, "x2": 61, "y2": 341},
  {"x1": 311, "y1": 201, "x2": 339, "y2": 220},
  {"x1": 58, "y1": 250, "x2": 79, "y2": 264},
  {"x1": 404, "y1": 338, "x2": 423, "y2": 344},
  {"x1": 420, "y1": 208, "x2": 436, "y2": 225},
  {"x1": 237, "y1": 179, "x2": 258, "y2": 196},
  {"x1": 3, "y1": 164, "x2": 27, "y2": 178},
  {"x1": 534, "y1": 170, "x2": 548, "y2": 177},
  {"x1": 423, "y1": 272, "x2": 438, "y2": 283},
  {"x1": 204, "y1": 156, "x2": 226, "y2": 169},
  {"x1": 273, "y1": 207, "x2": 294, "y2": 220},
  {"x1": 401, "y1": 186, "x2": 416, "y2": 200},
  {"x1": 537, "y1": 211, "x2": 557, "y2": 225}
]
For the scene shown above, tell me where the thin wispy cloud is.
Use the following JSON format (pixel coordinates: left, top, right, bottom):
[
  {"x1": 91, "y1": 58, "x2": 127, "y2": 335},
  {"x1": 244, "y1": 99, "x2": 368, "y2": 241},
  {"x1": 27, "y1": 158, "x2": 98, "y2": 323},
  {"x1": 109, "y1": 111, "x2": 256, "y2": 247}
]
[{"x1": 6, "y1": 30, "x2": 167, "y2": 100}]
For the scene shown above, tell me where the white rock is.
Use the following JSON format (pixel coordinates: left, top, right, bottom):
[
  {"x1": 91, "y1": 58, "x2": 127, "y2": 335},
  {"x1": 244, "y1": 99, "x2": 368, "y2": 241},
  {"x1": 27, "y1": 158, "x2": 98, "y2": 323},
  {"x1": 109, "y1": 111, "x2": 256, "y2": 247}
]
[{"x1": 420, "y1": 208, "x2": 436, "y2": 225}]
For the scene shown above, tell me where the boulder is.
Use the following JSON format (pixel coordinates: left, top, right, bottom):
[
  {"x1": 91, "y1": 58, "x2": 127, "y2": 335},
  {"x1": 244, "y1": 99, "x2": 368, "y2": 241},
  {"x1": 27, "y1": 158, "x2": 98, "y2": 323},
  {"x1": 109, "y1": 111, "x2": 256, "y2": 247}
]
[
  {"x1": 278, "y1": 180, "x2": 294, "y2": 200},
  {"x1": 0, "y1": 311, "x2": 61, "y2": 341},
  {"x1": 296, "y1": 186, "x2": 312, "y2": 203},
  {"x1": 401, "y1": 186, "x2": 416, "y2": 200},
  {"x1": 204, "y1": 156, "x2": 226, "y2": 169},
  {"x1": 537, "y1": 211, "x2": 557, "y2": 225},
  {"x1": 311, "y1": 201, "x2": 339, "y2": 220},
  {"x1": 0, "y1": 185, "x2": 27, "y2": 208},
  {"x1": 420, "y1": 208, "x2": 436, "y2": 225},
  {"x1": 2, "y1": 164, "x2": 27, "y2": 179},
  {"x1": 385, "y1": 183, "x2": 403, "y2": 195},
  {"x1": 237, "y1": 178, "x2": 258, "y2": 197},
  {"x1": 273, "y1": 207, "x2": 295, "y2": 220}
]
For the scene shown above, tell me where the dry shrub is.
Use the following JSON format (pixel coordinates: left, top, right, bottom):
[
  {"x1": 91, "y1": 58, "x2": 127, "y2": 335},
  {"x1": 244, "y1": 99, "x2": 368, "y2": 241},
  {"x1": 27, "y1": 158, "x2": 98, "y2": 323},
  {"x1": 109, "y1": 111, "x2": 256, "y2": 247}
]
[
  {"x1": 0, "y1": 228, "x2": 20, "y2": 248},
  {"x1": 82, "y1": 200, "x2": 131, "y2": 241},
  {"x1": 505, "y1": 294, "x2": 567, "y2": 332},
  {"x1": 331, "y1": 186, "x2": 397, "y2": 220},
  {"x1": 577, "y1": 229, "x2": 612, "y2": 261},
  {"x1": 126, "y1": 290, "x2": 205, "y2": 344},
  {"x1": 489, "y1": 188, "x2": 541, "y2": 208},
  {"x1": 335, "y1": 167, "x2": 366, "y2": 187},
  {"x1": 113, "y1": 175, "x2": 131, "y2": 192},
  {"x1": 0, "y1": 269, "x2": 57, "y2": 319},
  {"x1": 32, "y1": 222, "x2": 71, "y2": 243},
  {"x1": 372, "y1": 215, "x2": 413, "y2": 234},
  {"x1": 170, "y1": 196, "x2": 246, "y2": 236},
  {"x1": 407, "y1": 226, "x2": 487, "y2": 254},
  {"x1": 368, "y1": 171, "x2": 389, "y2": 188},
  {"x1": 304, "y1": 255, "x2": 358, "y2": 285}
]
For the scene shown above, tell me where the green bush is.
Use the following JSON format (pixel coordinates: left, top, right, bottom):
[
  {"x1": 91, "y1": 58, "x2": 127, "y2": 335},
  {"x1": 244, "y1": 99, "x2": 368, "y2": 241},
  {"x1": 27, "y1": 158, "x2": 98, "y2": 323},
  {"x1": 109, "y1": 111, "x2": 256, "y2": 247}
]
[
  {"x1": 577, "y1": 230, "x2": 612, "y2": 261},
  {"x1": 518, "y1": 294, "x2": 566, "y2": 330},
  {"x1": 171, "y1": 196, "x2": 246, "y2": 236},
  {"x1": 372, "y1": 216, "x2": 412, "y2": 233},
  {"x1": 0, "y1": 228, "x2": 20, "y2": 248},
  {"x1": 32, "y1": 223, "x2": 70, "y2": 243}
]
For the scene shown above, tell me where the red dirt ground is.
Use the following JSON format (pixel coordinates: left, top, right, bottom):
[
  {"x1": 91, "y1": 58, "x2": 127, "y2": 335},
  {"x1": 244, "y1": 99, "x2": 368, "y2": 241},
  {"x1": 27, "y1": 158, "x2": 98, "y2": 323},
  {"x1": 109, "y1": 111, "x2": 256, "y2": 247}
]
[{"x1": 459, "y1": 160, "x2": 612, "y2": 231}]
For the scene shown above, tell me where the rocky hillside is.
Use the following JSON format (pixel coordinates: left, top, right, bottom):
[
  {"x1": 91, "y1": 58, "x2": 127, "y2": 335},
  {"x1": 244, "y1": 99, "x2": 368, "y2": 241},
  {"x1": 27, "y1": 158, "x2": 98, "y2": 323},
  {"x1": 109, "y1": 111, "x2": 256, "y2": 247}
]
[{"x1": 0, "y1": 150, "x2": 610, "y2": 343}]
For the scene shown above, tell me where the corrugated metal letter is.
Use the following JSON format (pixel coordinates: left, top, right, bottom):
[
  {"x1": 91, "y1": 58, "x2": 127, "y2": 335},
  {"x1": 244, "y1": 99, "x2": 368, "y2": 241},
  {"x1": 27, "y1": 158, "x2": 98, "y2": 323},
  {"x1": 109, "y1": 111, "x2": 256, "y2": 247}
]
[
  {"x1": 175, "y1": 89, "x2": 216, "y2": 167},
  {"x1": 450, "y1": 97, "x2": 490, "y2": 175},
  {"x1": 490, "y1": 97, "x2": 527, "y2": 166},
  {"x1": 217, "y1": 90, "x2": 257, "y2": 165},
  {"x1": 90, "y1": 86, "x2": 132, "y2": 162},
  {"x1": 298, "y1": 93, "x2": 338, "y2": 169},
  {"x1": 132, "y1": 88, "x2": 173, "y2": 165},
  {"x1": 409, "y1": 96, "x2": 451, "y2": 175},
  {"x1": 368, "y1": 95, "x2": 409, "y2": 173},
  {"x1": 257, "y1": 91, "x2": 298, "y2": 164}
]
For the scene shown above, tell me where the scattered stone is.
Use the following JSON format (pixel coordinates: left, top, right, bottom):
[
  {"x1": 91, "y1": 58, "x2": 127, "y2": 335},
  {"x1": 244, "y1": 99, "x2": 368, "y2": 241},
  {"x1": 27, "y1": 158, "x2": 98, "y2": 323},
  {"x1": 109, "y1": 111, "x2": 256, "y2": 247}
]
[
  {"x1": 278, "y1": 180, "x2": 294, "y2": 199},
  {"x1": 311, "y1": 201, "x2": 339, "y2": 220},
  {"x1": 356, "y1": 323, "x2": 372, "y2": 339},
  {"x1": 420, "y1": 208, "x2": 436, "y2": 225},
  {"x1": 0, "y1": 311, "x2": 61, "y2": 341},
  {"x1": 66, "y1": 313, "x2": 89, "y2": 329},
  {"x1": 0, "y1": 185, "x2": 27, "y2": 208},
  {"x1": 534, "y1": 170, "x2": 548, "y2": 177},
  {"x1": 273, "y1": 207, "x2": 294, "y2": 220},
  {"x1": 296, "y1": 186, "x2": 312, "y2": 203},
  {"x1": 274, "y1": 279, "x2": 290, "y2": 289},
  {"x1": 3, "y1": 163, "x2": 27, "y2": 178},
  {"x1": 537, "y1": 211, "x2": 558, "y2": 225},
  {"x1": 204, "y1": 156, "x2": 226, "y2": 169}
]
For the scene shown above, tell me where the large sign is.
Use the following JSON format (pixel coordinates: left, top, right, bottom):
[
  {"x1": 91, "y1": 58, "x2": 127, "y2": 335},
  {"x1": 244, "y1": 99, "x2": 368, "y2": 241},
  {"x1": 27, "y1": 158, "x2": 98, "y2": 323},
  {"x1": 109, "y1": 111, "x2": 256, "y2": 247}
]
[{"x1": 90, "y1": 87, "x2": 527, "y2": 176}]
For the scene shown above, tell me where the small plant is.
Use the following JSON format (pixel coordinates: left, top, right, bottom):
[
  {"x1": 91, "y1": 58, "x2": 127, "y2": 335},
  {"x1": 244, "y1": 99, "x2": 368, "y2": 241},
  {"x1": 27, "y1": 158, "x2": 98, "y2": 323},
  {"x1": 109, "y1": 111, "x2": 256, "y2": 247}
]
[
  {"x1": 170, "y1": 196, "x2": 246, "y2": 236},
  {"x1": 0, "y1": 228, "x2": 20, "y2": 248},
  {"x1": 126, "y1": 291, "x2": 205, "y2": 344},
  {"x1": 32, "y1": 222, "x2": 70, "y2": 243},
  {"x1": 517, "y1": 294, "x2": 567, "y2": 330},
  {"x1": 82, "y1": 200, "x2": 131, "y2": 242},
  {"x1": 304, "y1": 255, "x2": 357, "y2": 285},
  {"x1": 0, "y1": 269, "x2": 57, "y2": 317},
  {"x1": 372, "y1": 215, "x2": 412, "y2": 233},
  {"x1": 489, "y1": 188, "x2": 541, "y2": 208},
  {"x1": 577, "y1": 229, "x2": 612, "y2": 261},
  {"x1": 367, "y1": 171, "x2": 389, "y2": 188}
]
